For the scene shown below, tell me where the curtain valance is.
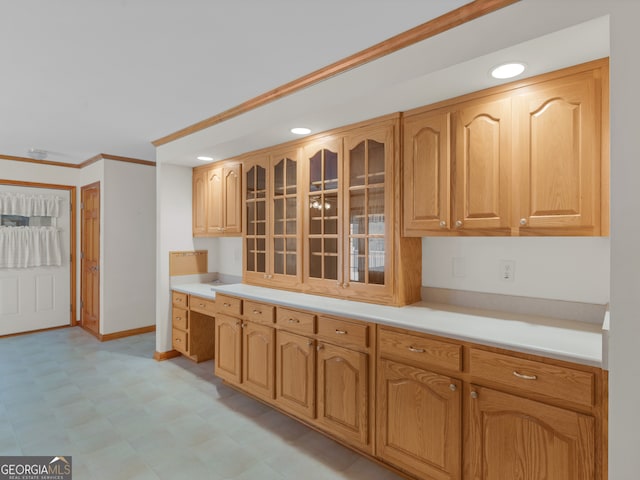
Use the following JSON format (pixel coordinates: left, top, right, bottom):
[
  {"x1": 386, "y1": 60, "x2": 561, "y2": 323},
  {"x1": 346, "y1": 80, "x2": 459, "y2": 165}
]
[{"x1": 0, "y1": 192, "x2": 61, "y2": 217}]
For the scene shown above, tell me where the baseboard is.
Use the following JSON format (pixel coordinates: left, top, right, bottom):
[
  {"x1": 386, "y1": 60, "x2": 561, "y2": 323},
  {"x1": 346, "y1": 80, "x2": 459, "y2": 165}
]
[
  {"x1": 154, "y1": 349, "x2": 181, "y2": 361},
  {"x1": 100, "y1": 325, "x2": 156, "y2": 342}
]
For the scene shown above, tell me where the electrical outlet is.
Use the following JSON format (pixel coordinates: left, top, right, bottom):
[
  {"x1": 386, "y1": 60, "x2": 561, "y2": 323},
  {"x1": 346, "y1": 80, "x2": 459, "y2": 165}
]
[{"x1": 500, "y1": 260, "x2": 515, "y2": 282}]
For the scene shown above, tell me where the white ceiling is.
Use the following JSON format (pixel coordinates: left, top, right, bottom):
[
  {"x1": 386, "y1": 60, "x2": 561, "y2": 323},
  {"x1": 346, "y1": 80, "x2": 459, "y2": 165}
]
[{"x1": 0, "y1": 0, "x2": 471, "y2": 165}]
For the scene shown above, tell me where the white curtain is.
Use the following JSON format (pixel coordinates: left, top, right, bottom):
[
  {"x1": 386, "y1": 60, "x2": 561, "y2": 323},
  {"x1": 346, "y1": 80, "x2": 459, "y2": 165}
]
[
  {"x1": 0, "y1": 192, "x2": 61, "y2": 217},
  {"x1": 0, "y1": 226, "x2": 62, "y2": 268}
]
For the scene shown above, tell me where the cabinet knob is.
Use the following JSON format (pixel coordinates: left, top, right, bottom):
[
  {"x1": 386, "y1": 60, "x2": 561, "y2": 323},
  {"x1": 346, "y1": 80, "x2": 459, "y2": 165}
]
[
  {"x1": 241, "y1": 323, "x2": 247, "y2": 328},
  {"x1": 335, "y1": 329, "x2": 347, "y2": 335},
  {"x1": 342, "y1": 282, "x2": 349, "y2": 289},
  {"x1": 455, "y1": 220, "x2": 463, "y2": 228},
  {"x1": 253, "y1": 309, "x2": 261, "y2": 315},
  {"x1": 470, "y1": 391, "x2": 478, "y2": 399},
  {"x1": 449, "y1": 384, "x2": 457, "y2": 392},
  {"x1": 408, "y1": 346, "x2": 425, "y2": 353},
  {"x1": 176, "y1": 317, "x2": 181, "y2": 321},
  {"x1": 307, "y1": 340, "x2": 314, "y2": 346},
  {"x1": 317, "y1": 344, "x2": 324, "y2": 351},
  {"x1": 520, "y1": 218, "x2": 528, "y2": 226},
  {"x1": 439, "y1": 220, "x2": 447, "y2": 228},
  {"x1": 288, "y1": 318, "x2": 300, "y2": 324}
]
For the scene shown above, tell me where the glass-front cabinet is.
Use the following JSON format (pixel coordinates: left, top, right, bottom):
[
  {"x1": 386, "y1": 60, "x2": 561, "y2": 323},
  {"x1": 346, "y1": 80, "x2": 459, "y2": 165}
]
[{"x1": 244, "y1": 156, "x2": 269, "y2": 283}]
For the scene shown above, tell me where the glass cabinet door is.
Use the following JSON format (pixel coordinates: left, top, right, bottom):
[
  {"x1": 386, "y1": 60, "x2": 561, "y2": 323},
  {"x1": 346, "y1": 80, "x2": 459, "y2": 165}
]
[
  {"x1": 245, "y1": 159, "x2": 268, "y2": 277},
  {"x1": 272, "y1": 151, "x2": 299, "y2": 280},
  {"x1": 307, "y1": 144, "x2": 340, "y2": 283}
]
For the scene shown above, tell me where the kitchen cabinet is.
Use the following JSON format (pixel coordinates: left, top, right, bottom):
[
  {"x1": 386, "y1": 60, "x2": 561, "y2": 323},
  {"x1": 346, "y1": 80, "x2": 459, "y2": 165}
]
[
  {"x1": 214, "y1": 312, "x2": 242, "y2": 385},
  {"x1": 192, "y1": 160, "x2": 242, "y2": 237},
  {"x1": 467, "y1": 385, "x2": 595, "y2": 479},
  {"x1": 171, "y1": 291, "x2": 215, "y2": 363},
  {"x1": 242, "y1": 317, "x2": 276, "y2": 401},
  {"x1": 243, "y1": 148, "x2": 303, "y2": 288},
  {"x1": 276, "y1": 329, "x2": 316, "y2": 419},
  {"x1": 377, "y1": 327, "x2": 462, "y2": 480},
  {"x1": 403, "y1": 58, "x2": 608, "y2": 237}
]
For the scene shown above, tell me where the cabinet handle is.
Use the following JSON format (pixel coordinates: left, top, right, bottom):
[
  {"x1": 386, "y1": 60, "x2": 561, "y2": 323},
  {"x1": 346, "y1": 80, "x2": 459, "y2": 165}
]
[
  {"x1": 175, "y1": 338, "x2": 181, "y2": 343},
  {"x1": 317, "y1": 344, "x2": 324, "y2": 351},
  {"x1": 308, "y1": 340, "x2": 314, "y2": 346},
  {"x1": 449, "y1": 384, "x2": 457, "y2": 392},
  {"x1": 253, "y1": 309, "x2": 261, "y2": 315},
  {"x1": 471, "y1": 391, "x2": 478, "y2": 399},
  {"x1": 235, "y1": 321, "x2": 241, "y2": 326},
  {"x1": 288, "y1": 318, "x2": 300, "y2": 323},
  {"x1": 199, "y1": 303, "x2": 205, "y2": 307},
  {"x1": 513, "y1": 370, "x2": 537, "y2": 381},
  {"x1": 408, "y1": 346, "x2": 425, "y2": 353},
  {"x1": 520, "y1": 218, "x2": 528, "y2": 226},
  {"x1": 335, "y1": 329, "x2": 347, "y2": 335},
  {"x1": 342, "y1": 283, "x2": 349, "y2": 289},
  {"x1": 439, "y1": 220, "x2": 447, "y2": 228},
  {"x1": 455, "y1": 220, "x2": 463, "y2": 228},
  {"x1": 241, "y1": 323, "x2": 247, "y2": 328},
  {"x1": 176, "y1": 317, "x2": 181, "y2": 321},
  {"x1": 223, "y1": 303, "x2": 231, "y2": 307}
]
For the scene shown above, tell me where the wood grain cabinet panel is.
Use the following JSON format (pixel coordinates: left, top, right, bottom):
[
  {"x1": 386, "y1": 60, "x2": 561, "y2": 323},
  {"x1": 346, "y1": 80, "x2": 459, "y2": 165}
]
[
  {"x1": 467, "y1": 385, "x2": 595, "y2": 480},
  {"x1": 242, "y1": 321, "x2": 275, "y2": 400},
  {"x1": 214, "y1": 313, "x2": 243, "y2": 385},
  {"x1": 171, "y1": 291, "x2": 214, "y2": 363},
  {"x1": 189, "y1": 295, "x2": 216, "y2": 316},
  {"x1": 243, "y1": 300, "x2": 275, "y2": 325},
  {"x1": 377, "y1": 358, "x2": 462, "y2": 480},
  {"x1": 192, "y1": 169, "x2": 207, "y2": 236},
  {"x1": 276, "y1": 330, "x2": 316, "y2": 419}
]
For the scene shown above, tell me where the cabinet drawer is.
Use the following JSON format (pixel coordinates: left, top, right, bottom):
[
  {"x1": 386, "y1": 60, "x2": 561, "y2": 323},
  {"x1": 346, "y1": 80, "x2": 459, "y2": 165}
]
[
  {"x1": 190, "y1": 295, "x2": 216, "y2": 316},
  {"x1": 276, "y1": 307, "x2": 316, "y2": 334},
  {"x1": 172, "y1": 307, "x2": 188, "y2": 330},
  {"x1": 469, "y1": 348, "x2": 595, "y2": 407},
  {"x1": 172, "y1": 328, "x2": 189, "y2": 354},
  {"x1": 172, "y1": 291, "x2": 188, "y2": 308},
  {"x1": 244, "y1": 300, "x2": 275, "y2": 325},
  {"x1": 216, "y1": 294, "x2": 242, "y2": 316},
  {"x1": 378, "y1": 328, "x2": 462, "y2": 372},
  {"x1": 317, "y1": 316, "x2": 368, "y2": 349}
]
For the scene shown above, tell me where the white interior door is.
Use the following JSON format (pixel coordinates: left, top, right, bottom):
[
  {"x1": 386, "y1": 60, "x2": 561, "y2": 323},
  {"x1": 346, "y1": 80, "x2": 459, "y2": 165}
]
[{"x1": 0, "y1": 185, "x2": 71, "y2": 336}]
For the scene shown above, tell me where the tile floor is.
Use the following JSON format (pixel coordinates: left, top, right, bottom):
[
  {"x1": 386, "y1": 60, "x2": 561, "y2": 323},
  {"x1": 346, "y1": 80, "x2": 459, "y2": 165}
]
[{"x1": 0, "y1": 328, "x2": 403, "y2": 480}]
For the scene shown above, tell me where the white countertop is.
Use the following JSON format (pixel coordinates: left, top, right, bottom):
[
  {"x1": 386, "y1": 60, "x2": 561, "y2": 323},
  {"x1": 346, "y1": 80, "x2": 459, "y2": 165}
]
[{"x1": 172, "y1": 282, "x2": 604, "y2": 368}]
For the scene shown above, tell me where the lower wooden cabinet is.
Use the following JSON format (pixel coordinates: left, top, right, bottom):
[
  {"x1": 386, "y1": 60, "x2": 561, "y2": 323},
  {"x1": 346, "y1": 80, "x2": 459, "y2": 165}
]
[
  {"x1": 377, "y1": 358, "x2": 462, "y2": 480},
  {"x1": 467, "y1": 385, "x2": 595, "y2": 479},
  {"x1": 214, "y1": 313, "x2": 242, "y2": 384},
  {"x1": 171, "y1": 291, "x2": 215, "y2": 363},
  {"x1": 275, "y1": 330, "x2": 316, "y2": 419},
  {"x1": 242, "y1": 321, "x2": 276, "y2": 400}
]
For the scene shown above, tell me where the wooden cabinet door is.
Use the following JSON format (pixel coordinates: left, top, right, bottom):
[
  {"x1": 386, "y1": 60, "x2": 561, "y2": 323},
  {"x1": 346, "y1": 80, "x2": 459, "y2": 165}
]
[
  {"x1": 403, "y1": 109, "x2": 451, "y2": 234},
  {"x1": 467, "y1": 385, "x2": 595, "y2": 480},
  {"x1": 214, "y1": 314, "x2": 242, "y2": 385},
  {"x1": 276, "y1": 330, "x2": 316, "y2": 419},
  {"x1": 244, "y1": 156, "x2": 270, "y2": 283},
  {"x1": 342, "y1": 123, "x2": 394, "y2": 304},
  {"x1": 242, "y1": 321, "x2": 275, "y2": 400},
  {"x1": 316, "y1": 342, "x2": 369, "y2": 450},
  {"x1": 192, "y1": 168, "x2": 207, "y2": 236},
  {"x1": 223, "y1": 163, "x2": 242, "y2": 233},
  {"x1": 206, "y1": 165, "x2": 223, "y2": 234},
  {"x1": 514, "y1": 70, "x2": 602, "y2": 234},
  {"x1": 453, "y1": 94, "x2": 512, "y2": 232},
  {"x1": 377, "y1": 359, "x2": 461, "y2": 480}
]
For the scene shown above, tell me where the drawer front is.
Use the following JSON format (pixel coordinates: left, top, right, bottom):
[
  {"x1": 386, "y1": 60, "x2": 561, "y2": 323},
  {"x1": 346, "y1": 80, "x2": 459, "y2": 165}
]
[
  {"x1": 276, "y1": 307, "x2": 316, "y2": 334},
  {"x1": 469, "y1": 348, "x2": 595, "y2": 407},
  {"x1": 317, "y1": 316, "x2": 369, "y2": 350},
  {"x1": 190, "y1": 295, "x2": 216, "y2": 316},
  {"x1": 172, "y1": 307, "x2": 188, "y2": 330},
  {"x1": 172, "y1": 291, "x2": 188, "y2": 308},
  {"x1": 244, "y1": 300, "x2": 275, "y2": 325},
  {"x1": 172, "y1": 328, "x2": 189, "y2": 355},
  {"x1": 216, "y1": 294, "x2": 242, "y2": 316},
  {"x1": 379, "y1": 328, "x2": 462, "y2": 372}
]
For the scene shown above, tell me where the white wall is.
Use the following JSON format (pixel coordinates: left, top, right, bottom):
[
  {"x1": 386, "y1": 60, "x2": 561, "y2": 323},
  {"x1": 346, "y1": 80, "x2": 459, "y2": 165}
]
[
  {"x1": 216, "y1": 237, "x2": 243, "y2": 277},
  {"x1": 102, "y1": 160, "x2": 156, "y2": 334},
  {"x1": 608, "y1": 2, "x2": 640, "y2": 477},
  {"x1": 423, "y1": 237, "x2": 610, "y2": 304}
]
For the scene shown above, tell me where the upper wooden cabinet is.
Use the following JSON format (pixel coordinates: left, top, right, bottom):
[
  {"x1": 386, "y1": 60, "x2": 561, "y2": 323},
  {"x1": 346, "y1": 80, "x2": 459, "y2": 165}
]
[
  {"x1": 192, "y1": 160, "x2": 242, "y2": 237},
  {"x1": 403, "y1": 58, "x2": 608, "y2": 237}
]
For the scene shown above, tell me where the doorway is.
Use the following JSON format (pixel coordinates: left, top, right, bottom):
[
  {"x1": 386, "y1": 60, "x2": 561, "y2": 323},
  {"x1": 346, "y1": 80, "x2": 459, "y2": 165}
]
[{"x1": 81, "y1": 182, "x2": 100, "y2": 336}]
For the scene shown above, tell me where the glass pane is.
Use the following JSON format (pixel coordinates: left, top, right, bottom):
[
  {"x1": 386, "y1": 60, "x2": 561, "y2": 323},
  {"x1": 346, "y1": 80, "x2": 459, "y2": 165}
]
[
  {"x1": 257, "y1": 238, "x2": 265, "y2": 251},
  {"x1": 273, "y1": 198, "x2": 284, "y2": 235},
  {"x1": 324, "y1": 193, "x2": 338, "y2": 234},
  {"x1": 246, "y1": 166, "x2": 255, "y2": 198},
  {"x1": 286, "y1": 254, "x2": 297, "y2": 276},
  {"x1": 368, "y1": 140, "x2": 385, "y2": 184},
  {"x1": 257, "y1": 253, "x2": 265, "y2": 273},
  {"x1": 349, "y1": 190, "x2": 365, "y2": 235},
  {"x1": 246, "y1": 239, "x2": 255, "y2": 272},
  {"x1": 325, "y1": 238, "x2": 338, "y2": 255},
  {"x1": 324, "y1": 255, "x2": 338, "y2": 280},
  {"x1": 286, "y1": 197, "x2": 296, "y2": 219},
  {"x1": 309, "y1": 238, "x2": 322, "y2": 278},
  {"x1": 309, "y1": 151, "x2": 321, "y2": 192},
  {"x1": 274, "y1": 159, "x2": 285, "y2": 196},
  {"x1": 246, "y1": 202, "x2": 255, "y2": 235},
  {"x1": 286, "y1": 158, "x2": 297, "y2": 194},
  {"x1": 274, "y1": 253, "x2": 284, "y2": 275},
  {"x1": 350, "y1": 141, "x2": 366, "y2": 187},
  {"x1": 257, "y1": 166, "x2": 266, "y2": 198},
  {"x1": 349, "y1": 238, "x2": 366, "y2": 283},
  {"x1": 368, "y1": 188, "x2": 385, "y2": 235},
  {"x1": 274, "y1": 237, "x2": 284, "y2": 253},
  {"x1": 257, "y1": 201, "x2": 266, "y2": 235},
  {"x1": 369, "y1": 238, "x2": 385, "y2": 285},
  {"x1": 309, "y1": 196, "x2": 322, "y2": 235},
  {"x1": 324, "y1": 150, "x2": 338, "y2": 190},
  {"x1": 286, "y1": 238, "x2": 296, "y2": 252}
]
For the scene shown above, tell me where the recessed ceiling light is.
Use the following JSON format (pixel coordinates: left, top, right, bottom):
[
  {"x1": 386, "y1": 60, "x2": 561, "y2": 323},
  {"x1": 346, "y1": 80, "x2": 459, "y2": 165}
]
[
  {"x1": 490, "y1": 62, "x2": 526, "y2": 79},
  {"x1": 291, "y1": 127, "x2": 311, "y2": 135},
  {"x1": 197, "y1": 156, "x2": 213, "y2": 161}
]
